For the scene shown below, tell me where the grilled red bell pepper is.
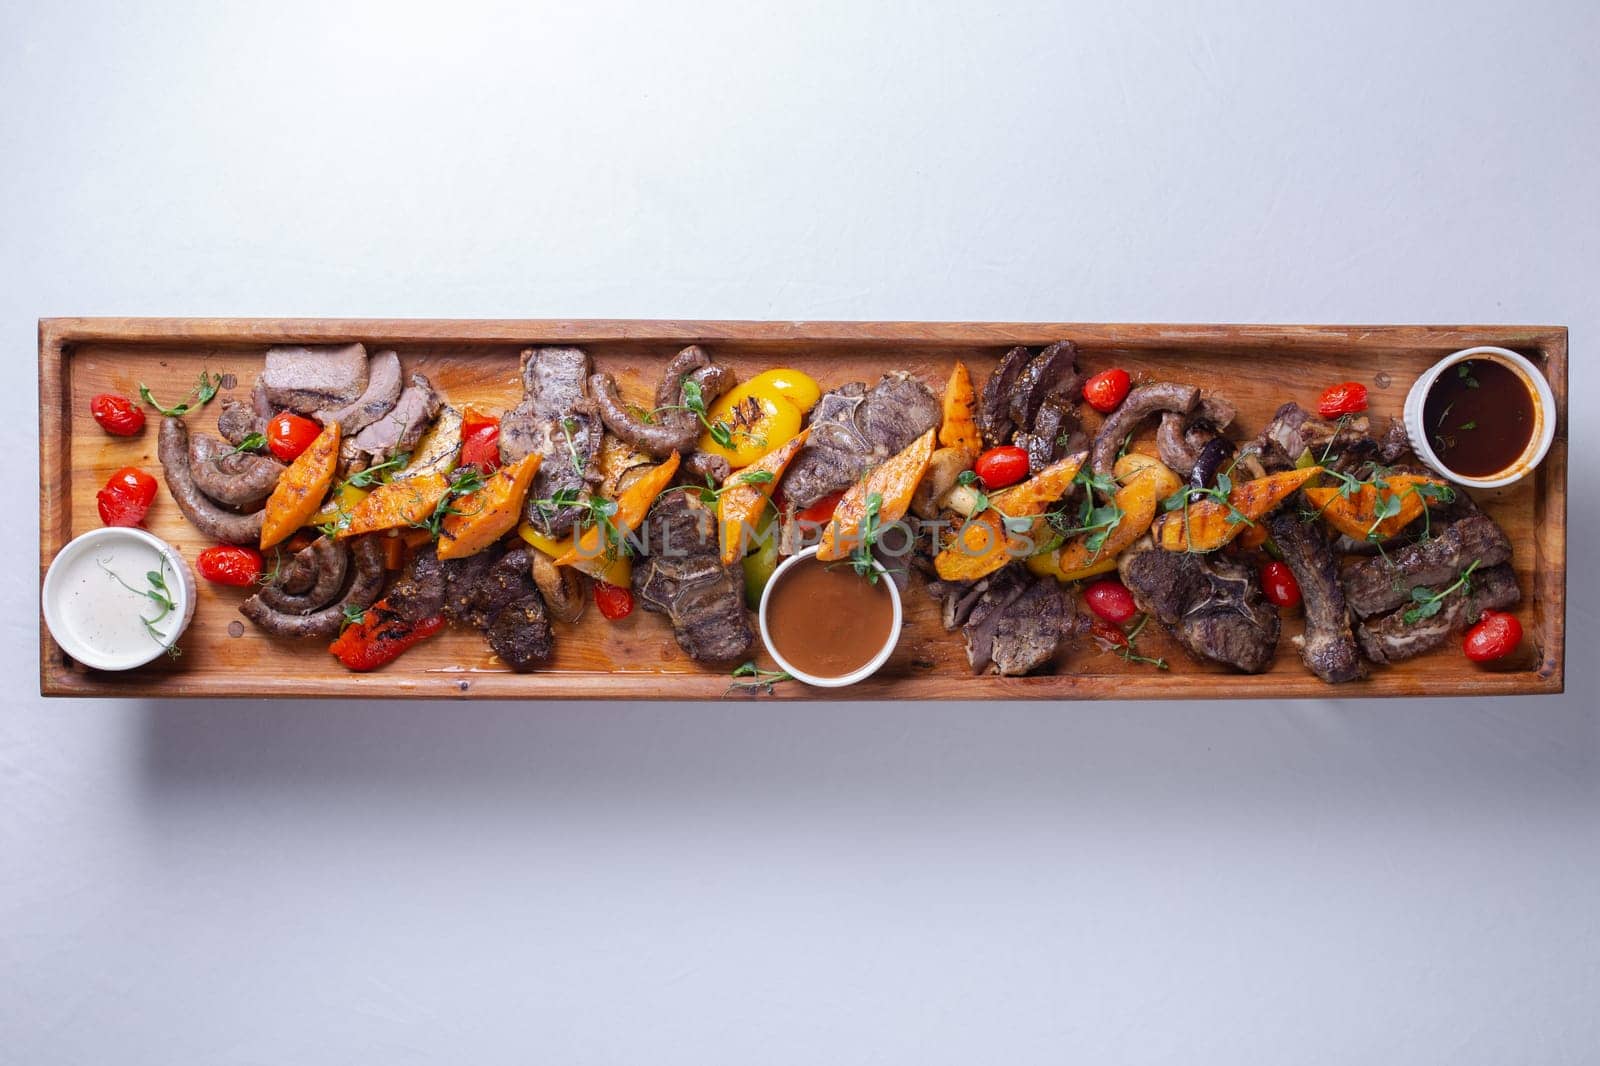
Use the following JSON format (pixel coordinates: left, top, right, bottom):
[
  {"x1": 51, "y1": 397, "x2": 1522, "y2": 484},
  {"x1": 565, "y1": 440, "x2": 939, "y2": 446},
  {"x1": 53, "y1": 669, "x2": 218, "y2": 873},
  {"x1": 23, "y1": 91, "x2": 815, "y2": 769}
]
[
  {"x1": 329, "y1": 599, "x2": 446, "y2": 672},
  {"x1": 459, "y1": 407, "x2": 501, "y2": 473}
]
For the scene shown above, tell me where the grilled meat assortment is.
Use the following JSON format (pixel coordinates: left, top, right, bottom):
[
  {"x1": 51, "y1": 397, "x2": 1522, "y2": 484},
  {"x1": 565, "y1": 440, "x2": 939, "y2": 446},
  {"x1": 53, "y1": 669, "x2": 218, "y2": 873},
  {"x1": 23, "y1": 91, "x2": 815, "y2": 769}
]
[
  {"x1": 1119, "y1": 538, "x2": 1279, "y2": 674},
  {"x1": 929, "y1": 565, "x2": 1069, "y2": 676},
  {"x1": 1341, "y1": 513, "x2": 1512, "y2": 619},
  {"x1": 260, "y1": 343, "x2": 370, "y2": 412},
  {"x1": 1355, "y1": 564, "x2": 1520, "y2": 664},
  {"x1": 633, "y1": 492, "x2": 753, "y2": 663},
  {"x1": 780, "y1": 372, "x2": 940, "y2": 509},
  {"x1": 1267, "y1": 512, "x2": 1363, "y2": 683},
  {"x1": 500, "y1": 347, "x2": 604, "y2": 537}
]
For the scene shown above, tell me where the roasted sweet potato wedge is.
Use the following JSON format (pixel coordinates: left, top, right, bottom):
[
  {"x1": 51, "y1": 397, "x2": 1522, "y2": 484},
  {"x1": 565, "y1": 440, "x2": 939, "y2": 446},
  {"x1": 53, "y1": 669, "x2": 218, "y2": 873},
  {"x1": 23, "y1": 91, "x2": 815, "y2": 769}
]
[
  {"x1": 718, "y1": 429, "x2": 809, "y2": 565},
  {"x1": 437, "y1": 453, "x2": 543, "y2": 560},
  {"x1": 556, "y1": 452, "x2": 680, "y2": 569},
  {"x1": 932, "y1": 451, "x2": 1087, "y2": 581},
  {"x1": 340, "y1": 471, "x2": 452, "y2": 539},
  {"x1": 1051, "y1": 453, "x2": 1182, "y2": 578},
  {"x1": 260, "y1": 422, "x2": 341, "y2": 549},
  {"x1": 817, "y1": 429, "x2": 936, "y2": 562},
  {"x1": 1154, "y1": 466, "x2": 1323, "y2": 552},
  {"x1": 938, "y1": 361, "x2": 982, "y2": 459},
  {"x1": 1302, "y1": 474, "x2": 1449, "y2": 542}
]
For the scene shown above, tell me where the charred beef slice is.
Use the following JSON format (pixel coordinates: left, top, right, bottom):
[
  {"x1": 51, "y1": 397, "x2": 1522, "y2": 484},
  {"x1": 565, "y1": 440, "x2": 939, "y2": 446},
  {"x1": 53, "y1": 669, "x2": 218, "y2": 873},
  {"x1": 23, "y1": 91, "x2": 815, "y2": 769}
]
[
  {"x1": 499, "y1": 347, "x2": 604, "y2": 537},
  {"x1": 978, "y1": 346, "x2": 1034, "y2": 447},
  {"x1": 780, "y1": 372, "x2": 939, "y2": 509},
  {"x1": 387, "y1": 545, "x2": 447, "y2": 624},
  {"x1": 1356, "y1": 563, "x2": 1519, "y2": 665},
  {"x1": 1119, "y1": 539, "x2": 1278, "y2": 673},
  {"x1": 435, "y1": 544, "x2": 552, "y2": 670},
  {"x1": 928, "y1": 567, "x2": 1068, "y2": 676},
  {"x1": 632, "y1": 492, "x2": 753, "y2": 663},
  {"x1": 1341, "y1": 513, "x2": 1512, "y2": 619},
  {"x1": 1267, "y1": 512, "x2": 1363, "y2": 683},
  {"x1": 260, "y1": 343, "x2": 369, "y2": 412}
]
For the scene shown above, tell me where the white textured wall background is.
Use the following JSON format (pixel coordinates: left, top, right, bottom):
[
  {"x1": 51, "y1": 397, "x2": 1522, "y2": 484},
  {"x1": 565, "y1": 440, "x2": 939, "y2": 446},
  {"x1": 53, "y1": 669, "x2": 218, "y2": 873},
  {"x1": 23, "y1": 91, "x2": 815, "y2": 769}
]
[{"x1": 3, "y1": 1, "x2": 1596, "y2": 1062}]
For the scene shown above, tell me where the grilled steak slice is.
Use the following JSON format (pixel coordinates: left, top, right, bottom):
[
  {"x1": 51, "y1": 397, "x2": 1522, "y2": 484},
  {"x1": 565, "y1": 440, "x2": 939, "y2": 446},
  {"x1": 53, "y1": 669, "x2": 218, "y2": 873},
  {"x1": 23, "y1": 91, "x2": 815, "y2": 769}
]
[
  {"x1": 387, "y1": 545, "x2": 447, "y2": 624},
  {"x1": 348, "y1": 372, "x2": 441, "y2": 461},
  {"x1": 260, "y1": 343, "x2": 369, "y2": 412},
  {"x1": 633, "y1": 493, "x2": 752, "y2": 663},
  {"x1": 217, "y1": 380, "x2": 273, "y2": 445},
  {"x1": 780, "y1": 373, "x2": 940, "y2": 509},
  {"x1": 979, "y1": 346, "x2": 1034, "y2": 447},
  {"x1": 1356, "y1": 564, "x2": 1519, "y2": 665},
  {"x1": 241, "y1": 536, "x2": 384, "y2": 639},
  {"x1": 1007, "y1": 341, "x2": 1082, "y2": 433},
  {"x1": 1268, "y1": 512, "x2": 1363, "y2": 683},
  {"x1": 1119, "y1": 539, "x2": 1278, "y2": 673},
  {"x1": 1090, "y1": 383, "x2": 1200, "y2": 478},
  {"x1": 158, "y1": 416, "x2": 264, "y2": 545},
  {"x1": 486, "y1": 596, "x2": 553, "y2": 671},
  {"x1": 500, "y1": 347, "x2": 604, "y2": 537},
  {"x1": 187, "y1": 431, "x2": 284, "y2": 509},
  {"x1": 1256, "y1": 402, "x2": 1370, "y2": 468},
  {"x1": 440, "y1": 545, "x2": 537, "y2": 629},
  {"x1": 1342, "y1": 513, "x2": 1512, "y2": 619},
  {"x1": 928, "y1": 567, "x2": 1067, "y2": 676},
  {"x1": 314, "y1": 349, "x2": 403, "y2": 433},
  {"x1": 1015, "y1": 394, "x2": 1079, "y2": 472}
]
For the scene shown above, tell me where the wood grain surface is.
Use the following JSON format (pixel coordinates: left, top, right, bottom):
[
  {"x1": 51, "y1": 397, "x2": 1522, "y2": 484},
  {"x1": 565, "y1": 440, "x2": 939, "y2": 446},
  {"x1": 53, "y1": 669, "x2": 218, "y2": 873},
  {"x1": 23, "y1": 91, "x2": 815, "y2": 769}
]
[{"x1": 38, "y1": 319, "x2": 1567, "y2": 700}]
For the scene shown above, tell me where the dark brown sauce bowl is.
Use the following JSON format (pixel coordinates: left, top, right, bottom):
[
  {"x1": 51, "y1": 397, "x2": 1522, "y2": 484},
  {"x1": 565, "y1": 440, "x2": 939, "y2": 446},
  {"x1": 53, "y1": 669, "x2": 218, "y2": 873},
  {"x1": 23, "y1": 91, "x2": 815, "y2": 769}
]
[
  {"x1": 757, "y1": 546, "x2": 903, "y2": 688},
  {"x1": 1404, "y1": 346, "x2": 1556, "y2": 490}
]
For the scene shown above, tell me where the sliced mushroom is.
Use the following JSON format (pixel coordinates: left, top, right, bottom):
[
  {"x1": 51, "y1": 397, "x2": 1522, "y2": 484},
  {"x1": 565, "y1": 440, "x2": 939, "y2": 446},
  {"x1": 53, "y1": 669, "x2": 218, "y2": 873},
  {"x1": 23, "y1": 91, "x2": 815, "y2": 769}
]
[
  {"x1": 910, "y1": 447, "x2": 972, "y2": 519},
  {"x1": 529, "y1": 549, "x2": 588, "y2": 623}
]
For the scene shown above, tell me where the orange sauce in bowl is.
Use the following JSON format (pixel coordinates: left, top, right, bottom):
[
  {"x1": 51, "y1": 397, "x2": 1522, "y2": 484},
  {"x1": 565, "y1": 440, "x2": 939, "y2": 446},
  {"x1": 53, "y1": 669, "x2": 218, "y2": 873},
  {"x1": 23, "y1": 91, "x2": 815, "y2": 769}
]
[{"x1": 764, "y1": 554, "x2": 894, "y2": 678}]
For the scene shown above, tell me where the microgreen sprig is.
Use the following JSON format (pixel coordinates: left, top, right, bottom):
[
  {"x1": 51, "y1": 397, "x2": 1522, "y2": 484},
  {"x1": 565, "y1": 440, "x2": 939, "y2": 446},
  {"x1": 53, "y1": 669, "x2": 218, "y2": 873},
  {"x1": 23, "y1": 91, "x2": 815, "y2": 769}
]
[
  {"x1": 726, "y1": 661, "x2": 794, "y2": 696},
  {"x1": 97, "y1": 555, "x2": 182, "y2": 657},
  {"x1": 1403, "y1": 559, "x2": 1480, "y2": 624},
  {"x1": 139, "y1": 371, "x2": 219, "y2": 418}
]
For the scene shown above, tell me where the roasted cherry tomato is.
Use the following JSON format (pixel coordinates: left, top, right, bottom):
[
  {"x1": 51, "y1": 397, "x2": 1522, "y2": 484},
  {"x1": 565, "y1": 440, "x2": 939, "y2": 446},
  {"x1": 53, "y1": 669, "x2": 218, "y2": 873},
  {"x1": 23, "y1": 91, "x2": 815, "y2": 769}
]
[
  {"x1": 196, "y1": 545, "x2": 264, "y2": 586},
  {"x1": 796, "y1": 489, "x2": 846, "y2": 525},
  {"x1": 1259, "y1": 560, "x2": 1302, "y2": 609},
  {"x1": 1317, "y1": 381, "x2": 1368, "y2": 420},
  {"x1": 974, "y1": 445, "x2": 1030, "y2": 489},
  {"x1": 95, "y1": 466, "x2": 158, "y2": 527},
  {"x1": 329, "y1": 599, "x2": 446, "y2": 672},
  {"x1": 459, "y1": 407, "x2": 501, "y2": 472},
  {"x1": 1083, "y1": 368, "x2": 1132, "y2": 413},
  {"x1": 266, "y1": 411, "x2": 324, "y2": 461},
  {"x1": 1084, "y1": 578, "x2": 1138, "y2": 625},
  {"x1": 1464, "y1": 610, "x2": 1522, "y2": 663},
  {"x1": 90, "y1": 393, "x2": 145, "y2": 436},
  {"x1": 594, "y1": 580, "x2": 634, "y2": 620}
]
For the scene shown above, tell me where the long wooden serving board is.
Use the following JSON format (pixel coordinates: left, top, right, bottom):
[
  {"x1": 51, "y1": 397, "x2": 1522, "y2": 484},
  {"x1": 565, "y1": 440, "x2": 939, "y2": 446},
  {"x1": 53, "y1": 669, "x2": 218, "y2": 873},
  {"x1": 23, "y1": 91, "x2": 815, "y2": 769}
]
[{"x1": 39, "y1": 319, "x2": 1567, "y2": 700}]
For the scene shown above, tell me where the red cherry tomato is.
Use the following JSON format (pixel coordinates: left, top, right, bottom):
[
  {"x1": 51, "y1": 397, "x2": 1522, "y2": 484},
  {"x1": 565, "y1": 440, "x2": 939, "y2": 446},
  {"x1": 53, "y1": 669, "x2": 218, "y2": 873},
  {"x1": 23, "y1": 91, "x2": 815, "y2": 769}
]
[
  {"x1": 1317, "y1": 381, "x2": 1368, "y2": 420},
  {"x1": 1260, "y1": 560, "x2": 1302, "y2": 609},
  {"x1": 1463, "y1": 610, "x2": 1522, "y2": 663},
  {"x1": 90, "y1": 393, "x2": 145, "y2": 436},
  {"x1": 459, "y1": 408, "x2": 501, "y2": 472},
  {"x1": 796, "y1": 490, "x2": 846, "y2": 525},
  {"x1": 1083, "y1": 368, "x2": 1132, "y2": 413},
  {"x1": 594, "y1": 580, "x2": 634, "y2": 620},
  {"x1": 1084, "y1": 578, "x2": 1138, "y2": 625},
  {"x1": 196, "y1": 545, "x2": 264, "y2": 587},
  {"x1": 95, "y1": 466, "x2": 158, "y2": 527},
  {"x1": 266, "y1": 411, "x2": 324, "y2": 461},
  {"x1": 974, "y1": 445, "x2": 1030, "y2": 489}
]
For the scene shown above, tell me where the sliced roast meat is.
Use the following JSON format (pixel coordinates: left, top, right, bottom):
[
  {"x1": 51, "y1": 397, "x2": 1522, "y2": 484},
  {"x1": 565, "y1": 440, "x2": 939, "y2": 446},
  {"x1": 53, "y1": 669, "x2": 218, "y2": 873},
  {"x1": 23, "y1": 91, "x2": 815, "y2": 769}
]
[
  {"x1": 632, "y1": 492, "x2": 752, "y2": 663},
  {"x1": 1355, "y1": 564, "x2": 1519, "y2": 665},
  {"x1": 1341, "y1": 513, "x2": 1513, "y2": 619},
  {"x1": 1090, "y1": 382, "x2": 1200, "y2": 478},
  {"x1": 348, "y1": 372, "x2": 441, "y2": 461},
  {"x1": 1015, "y1": 395, "x2": 1080, "y2": 472},
  {"x1": 186, "y1": 431, "x2": 284, "y2": 509},
  {"x1": 314, "y1": 348, "x2": 403, "y2": 434},
  {"x1": 1119, "y1": 538, "x2": 1278, "y2": 673},
  {"x1": 500, "y1": 347, "x2": 604, "y2": 537},
  {"x1": 1267, "y1": 512, "x2": 1363, "y2": 683},
  {"x1": 1256, "y1": 402, "x2": 1371, "y2": 468},
  {"x1": 978, "y1": 346, "x2": 1034, "y2": 447},
  {"x1": 217, "y1": 380, "x2": 273, "y2": 446},
  {"x1": 240, "y1": 536, "x2": 384, "y2": 639},
  {"x1": 780, "y1": 373, "x2": 940, "y2": 509},
  {"x1": 928, "y1": 567, "x2": 1068, "y2": 676},
  {"x1": 260, "y1": 343, "x2": 369, "y2": 413},
  {"x1": 255, "y1": 537, "x2": 350, "y2": 614},
  {"x1": 157, "y1": 417, "x2": 264, "y2": 545},
  {"x1": 1007, "y1": 341, "x2": 1082, "y2": 433},
  {"x1": 1376, "y1": 418, "x2": 1412, "y2": 465}
]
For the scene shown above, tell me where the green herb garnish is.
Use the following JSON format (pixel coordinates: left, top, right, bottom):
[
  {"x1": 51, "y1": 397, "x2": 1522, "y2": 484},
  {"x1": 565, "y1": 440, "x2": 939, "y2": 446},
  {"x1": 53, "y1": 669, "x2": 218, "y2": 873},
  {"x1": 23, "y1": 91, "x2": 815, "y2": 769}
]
[
  {"x1": 139, "y1": 371, "x2": 219, "y2": 418},
  {"x1": 1403, "y1": 559, "x2": 1480, "y2": 624}
]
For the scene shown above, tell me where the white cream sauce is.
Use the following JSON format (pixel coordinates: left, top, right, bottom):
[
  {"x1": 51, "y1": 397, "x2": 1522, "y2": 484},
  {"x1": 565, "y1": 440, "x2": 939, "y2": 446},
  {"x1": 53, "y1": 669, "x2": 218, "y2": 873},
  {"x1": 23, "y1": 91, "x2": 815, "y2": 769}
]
[{"x1": 52, "y1": 540, "x2": 177, "y2": 663}]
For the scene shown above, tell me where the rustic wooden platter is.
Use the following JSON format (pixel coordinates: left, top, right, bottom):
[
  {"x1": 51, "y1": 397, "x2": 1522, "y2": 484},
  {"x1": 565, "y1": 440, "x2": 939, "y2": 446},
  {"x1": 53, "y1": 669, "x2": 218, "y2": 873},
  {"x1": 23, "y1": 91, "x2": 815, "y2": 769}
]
[{"x1": 39, "y1": 319, "x2": 1566, "y2": 700}]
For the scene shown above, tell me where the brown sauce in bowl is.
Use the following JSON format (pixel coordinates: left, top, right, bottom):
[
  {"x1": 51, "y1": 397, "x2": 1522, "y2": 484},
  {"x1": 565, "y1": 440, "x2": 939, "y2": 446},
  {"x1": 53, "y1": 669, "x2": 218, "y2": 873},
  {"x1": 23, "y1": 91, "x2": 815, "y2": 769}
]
[
  {"x1": 1422, "y1": 358, "x2": 1536, "y2": 477},
  {"x1": 765, "y1": 554, "x2": 895, "y2": 679}
]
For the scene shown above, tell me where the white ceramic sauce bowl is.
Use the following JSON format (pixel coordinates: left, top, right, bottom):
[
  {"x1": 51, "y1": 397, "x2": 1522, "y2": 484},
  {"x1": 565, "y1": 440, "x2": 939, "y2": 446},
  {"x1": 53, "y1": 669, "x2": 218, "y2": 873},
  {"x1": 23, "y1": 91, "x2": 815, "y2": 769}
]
[
  {"x1": 1403, "y1": 345, "x2": 1556, "y2": 491},
  {"x1": 757, "y1": 545, "x2": 903, "y2": 688},
  {"x1": 42, "y1": 526, "x2": 197, "y2": 671}
]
